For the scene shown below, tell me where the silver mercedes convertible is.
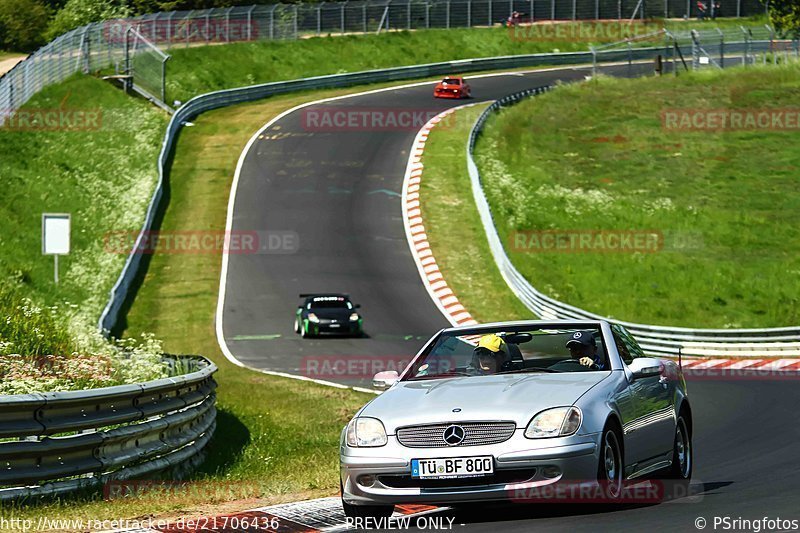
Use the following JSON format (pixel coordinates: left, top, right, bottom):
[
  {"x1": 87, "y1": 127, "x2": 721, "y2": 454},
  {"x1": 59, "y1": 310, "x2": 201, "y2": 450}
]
[{"x1": 340, "y1": 320, "x2": 692, "y2": 518}]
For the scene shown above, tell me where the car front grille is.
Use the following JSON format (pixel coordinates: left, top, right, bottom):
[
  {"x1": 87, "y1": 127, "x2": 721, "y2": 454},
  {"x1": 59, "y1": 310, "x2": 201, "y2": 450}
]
[{"x1": 396, "y1": 422, "x2": 516, "y2": 448}]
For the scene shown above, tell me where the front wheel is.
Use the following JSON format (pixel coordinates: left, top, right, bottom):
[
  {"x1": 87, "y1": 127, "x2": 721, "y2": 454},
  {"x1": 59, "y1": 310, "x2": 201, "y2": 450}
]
[
  {"x1": 293, "y1": 317, "x2": 301, "y2": 334},
  {"x1": 598, "y1": 424, "x2": 624, "y2": 501}
]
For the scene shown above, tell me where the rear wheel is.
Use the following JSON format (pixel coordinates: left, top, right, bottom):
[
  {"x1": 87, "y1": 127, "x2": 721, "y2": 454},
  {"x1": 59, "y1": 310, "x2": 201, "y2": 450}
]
[
  {"x1": 667, "y1": 415, "x2": 692, "y2": 482},
  {"x1": 293, "y1": 317, "x2": 301, "y2": 334},
  {"x1": 598, "y1": 424, "x2": 624, "y2": 501}
]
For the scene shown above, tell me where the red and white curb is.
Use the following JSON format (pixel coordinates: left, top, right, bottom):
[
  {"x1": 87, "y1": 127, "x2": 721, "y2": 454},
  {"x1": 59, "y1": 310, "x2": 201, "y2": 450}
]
[
  {"x1": 401, "y1": 103, "x2": 484, "y2": 328},
  {"x1": 110, "y1": 497, "x2": 440, "y2": 532},
  {"x1": 679, "y1": 358, "x2": 800, "y2": 373}
]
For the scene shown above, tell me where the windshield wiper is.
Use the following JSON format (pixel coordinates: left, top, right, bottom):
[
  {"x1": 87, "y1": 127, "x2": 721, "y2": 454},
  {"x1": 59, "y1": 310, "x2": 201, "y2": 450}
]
[{"x1": 495, "y1": 367, "x2": 563, "y2": 375}]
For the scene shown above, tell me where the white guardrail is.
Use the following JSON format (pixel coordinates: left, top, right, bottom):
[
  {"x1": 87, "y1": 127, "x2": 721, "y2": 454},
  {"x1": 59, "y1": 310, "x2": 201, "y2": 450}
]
[{"x1": 465, "y1": 86, "x2": 800, "y2": 359}]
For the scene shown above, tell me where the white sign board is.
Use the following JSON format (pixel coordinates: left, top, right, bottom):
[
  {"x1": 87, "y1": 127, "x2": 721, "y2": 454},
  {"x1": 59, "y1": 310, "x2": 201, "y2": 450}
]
[
  {"x1": 42, "y1": 214, "x2": 71, "y2": 255},
  {"x1": 699, "y1": 56, "x2": 710, "y2": 65}
]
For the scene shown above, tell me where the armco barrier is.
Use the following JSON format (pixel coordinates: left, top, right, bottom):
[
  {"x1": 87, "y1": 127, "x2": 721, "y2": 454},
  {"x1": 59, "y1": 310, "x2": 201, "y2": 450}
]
[
  {"x1": 465, "y1": 83, "x2": 800, "y2": 358},
  {"x1": 0, "y1": 356, "x2": 216, "y2": 501},
  {"x1": 98, "y1": 41, "x2": 775, "y2": 336}
]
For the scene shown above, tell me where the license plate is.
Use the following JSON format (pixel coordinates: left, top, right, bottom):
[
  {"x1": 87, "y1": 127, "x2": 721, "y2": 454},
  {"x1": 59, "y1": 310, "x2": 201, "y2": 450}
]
[
  {"x1": 411, "y1": 456, "x2": 493, "y2": 479},
  {"x1": 328, "y1": 323, "x2": 340, "y2": 328}
]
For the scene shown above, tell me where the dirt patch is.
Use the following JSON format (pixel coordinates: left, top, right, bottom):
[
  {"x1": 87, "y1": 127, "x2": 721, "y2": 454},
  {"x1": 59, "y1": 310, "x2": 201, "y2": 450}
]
[{"x1": 0, "y1": 55, "x2": 26, "y2": 76}]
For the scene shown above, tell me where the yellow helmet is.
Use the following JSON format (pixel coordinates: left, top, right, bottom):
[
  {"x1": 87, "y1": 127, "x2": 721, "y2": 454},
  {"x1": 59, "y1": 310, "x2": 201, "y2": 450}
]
[{"x1": 477, "y1": 334, "x2": 506, "y2": 354}]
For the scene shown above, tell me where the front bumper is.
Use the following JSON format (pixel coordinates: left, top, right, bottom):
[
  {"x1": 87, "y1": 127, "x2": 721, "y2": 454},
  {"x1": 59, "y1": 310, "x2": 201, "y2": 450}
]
[
  {"x1": 341, "y1": 430, "x2": 601, "y2": 506},
  {"x1": 307, "y1": 319, "x2": 362, "y2": 335}
]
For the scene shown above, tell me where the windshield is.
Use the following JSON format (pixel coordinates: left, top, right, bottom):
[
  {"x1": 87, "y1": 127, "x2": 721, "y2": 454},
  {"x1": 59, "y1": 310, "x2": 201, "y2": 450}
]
[
  {"x1": 308, "y1": 298, "x2": 353, "y2": 309},
  {"x1": 442, "y1": 78, "x2": 461, "y2": 85},
  {"x1": 405, "y1": 326, "x2": 608, "y2": 380}
]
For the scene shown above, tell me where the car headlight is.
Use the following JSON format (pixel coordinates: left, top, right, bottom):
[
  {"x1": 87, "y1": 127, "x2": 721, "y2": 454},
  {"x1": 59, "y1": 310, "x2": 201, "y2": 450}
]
[
  {"x1": 346, "y1": 417, "x2": 387, "y2": 447},
  {"x1": 349, "y1": 313, "x2": 359, "y2": 322},
  {"x1": 307, "y1": 313, "x2": 319, "y2": 323},
  {"x1": 524, "y1": 407, "x2": 582, "y2": 439}
]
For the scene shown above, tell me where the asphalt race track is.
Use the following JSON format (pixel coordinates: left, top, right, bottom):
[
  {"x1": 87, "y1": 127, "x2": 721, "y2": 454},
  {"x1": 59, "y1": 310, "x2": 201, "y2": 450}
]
[
  {"x1": 215, "y1": 61, "x2": 800, "y2": 530},
  {"x1": 433, "y1": 377, "x2": 800, "y2": 531},
  {"x1": 219, "y1": 62, "x2": 652, "y2": 388}
]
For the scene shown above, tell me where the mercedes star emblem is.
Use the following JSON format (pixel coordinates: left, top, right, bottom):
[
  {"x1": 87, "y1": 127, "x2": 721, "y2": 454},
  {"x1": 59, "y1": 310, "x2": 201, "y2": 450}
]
[{"x1": 443, "y1": 425, "x2": 466, "y2": 446}]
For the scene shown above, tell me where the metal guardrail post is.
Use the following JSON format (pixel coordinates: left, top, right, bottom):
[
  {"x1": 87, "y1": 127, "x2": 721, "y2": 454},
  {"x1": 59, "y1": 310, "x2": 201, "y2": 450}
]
[
  {"x1": 741, "y1": 26, "x2": 750, "y2": 66},
  {"x1": 718, "y1": 27, "x2": 724, "y2": 68}
]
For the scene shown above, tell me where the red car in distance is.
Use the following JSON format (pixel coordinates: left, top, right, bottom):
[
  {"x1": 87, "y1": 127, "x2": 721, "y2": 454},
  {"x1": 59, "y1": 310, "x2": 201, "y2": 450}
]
[{"x1": 433, "y1": 76, "x2": 471, "y2": 99}]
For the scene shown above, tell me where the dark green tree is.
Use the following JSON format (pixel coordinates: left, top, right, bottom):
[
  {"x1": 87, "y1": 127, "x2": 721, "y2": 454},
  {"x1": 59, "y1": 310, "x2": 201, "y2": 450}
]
[
  {"x1": 0, "y1": 0, "x2": 51, "y2": 51},
  {"x1": 764, "y1": 0, "x2": 800, "y2": 38}
]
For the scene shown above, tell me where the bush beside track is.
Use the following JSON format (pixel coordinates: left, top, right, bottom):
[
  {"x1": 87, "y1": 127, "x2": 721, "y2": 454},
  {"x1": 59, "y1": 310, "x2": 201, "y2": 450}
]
[
  {"x1": 0, "y1": 76, "x2": 170, "y2": 393},
  {"x1": 473, "y1": 64, "x2": 800, "y2": 329}
]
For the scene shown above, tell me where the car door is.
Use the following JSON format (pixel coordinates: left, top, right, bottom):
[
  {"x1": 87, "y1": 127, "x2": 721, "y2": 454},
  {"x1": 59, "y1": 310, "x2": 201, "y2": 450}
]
[
  {"x1": 616, "y1": 325, "x2": 675, "y2": 466},
  {"x1": 609, "y1": 327, "x2": 650, "y2": 471}
]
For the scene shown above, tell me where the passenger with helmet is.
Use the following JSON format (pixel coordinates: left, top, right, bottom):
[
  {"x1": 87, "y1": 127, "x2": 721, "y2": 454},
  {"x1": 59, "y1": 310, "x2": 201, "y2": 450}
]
[
  {"x1": 565, "y1": 331, "x2": 605, "y2": 369},
  {"x1": 467, "y1": 334, "x2": 509, "y2": 375}
]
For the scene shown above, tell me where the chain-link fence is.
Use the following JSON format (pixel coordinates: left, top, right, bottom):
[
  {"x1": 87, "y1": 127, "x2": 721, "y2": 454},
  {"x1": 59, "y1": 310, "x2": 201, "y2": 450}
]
[
  {"x1": 589, "y1": 24, "x2": 794, "y2": 75},
  {"x1": 0, "y1": 0, "x2": 772, "y2": 123}
]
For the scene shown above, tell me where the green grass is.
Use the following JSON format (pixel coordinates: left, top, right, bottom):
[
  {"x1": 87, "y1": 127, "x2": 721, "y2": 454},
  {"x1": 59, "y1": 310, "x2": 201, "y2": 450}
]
[
  {"x1": 473, "y1": 63, "x2": 800, "y2": 328},
  {"x1": 420, "y1": 103, "x2": 533, "y2": 323},
  {"x1": 0, "y1": 88, "x2": 394, "y2": 527},
  {"x1": 164, "y1": 17, "x2": 765, "y2": 103},
  {"x1": 0, "y1": 76, "x2": 167, "y2": 330}
]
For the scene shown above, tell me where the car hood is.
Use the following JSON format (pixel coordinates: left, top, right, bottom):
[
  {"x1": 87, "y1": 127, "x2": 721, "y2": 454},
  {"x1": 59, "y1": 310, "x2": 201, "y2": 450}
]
[{"x1": 361, "y1": 372, "x2": 610, "y2": 432}]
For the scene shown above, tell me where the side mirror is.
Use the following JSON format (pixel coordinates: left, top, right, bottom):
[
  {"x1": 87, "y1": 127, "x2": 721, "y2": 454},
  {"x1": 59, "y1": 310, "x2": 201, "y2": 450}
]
[
  {"x1": 628, "y1": 358, "x2": 663, "y2": 380},
  {"x1": 373, "y1": 371, "x2": 399, "y2": 390}
]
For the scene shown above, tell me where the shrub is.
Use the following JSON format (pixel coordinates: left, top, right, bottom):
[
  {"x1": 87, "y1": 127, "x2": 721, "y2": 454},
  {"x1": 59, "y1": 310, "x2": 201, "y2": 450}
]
[{"x1": 0, "y1": 0, "x2": 51, "y2": 51}]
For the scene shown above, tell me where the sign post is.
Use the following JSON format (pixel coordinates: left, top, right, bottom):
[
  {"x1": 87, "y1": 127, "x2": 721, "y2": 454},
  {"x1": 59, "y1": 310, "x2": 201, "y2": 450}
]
[{"x1": 42, "y1": 214, "x2": 71, "y2": 284}]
